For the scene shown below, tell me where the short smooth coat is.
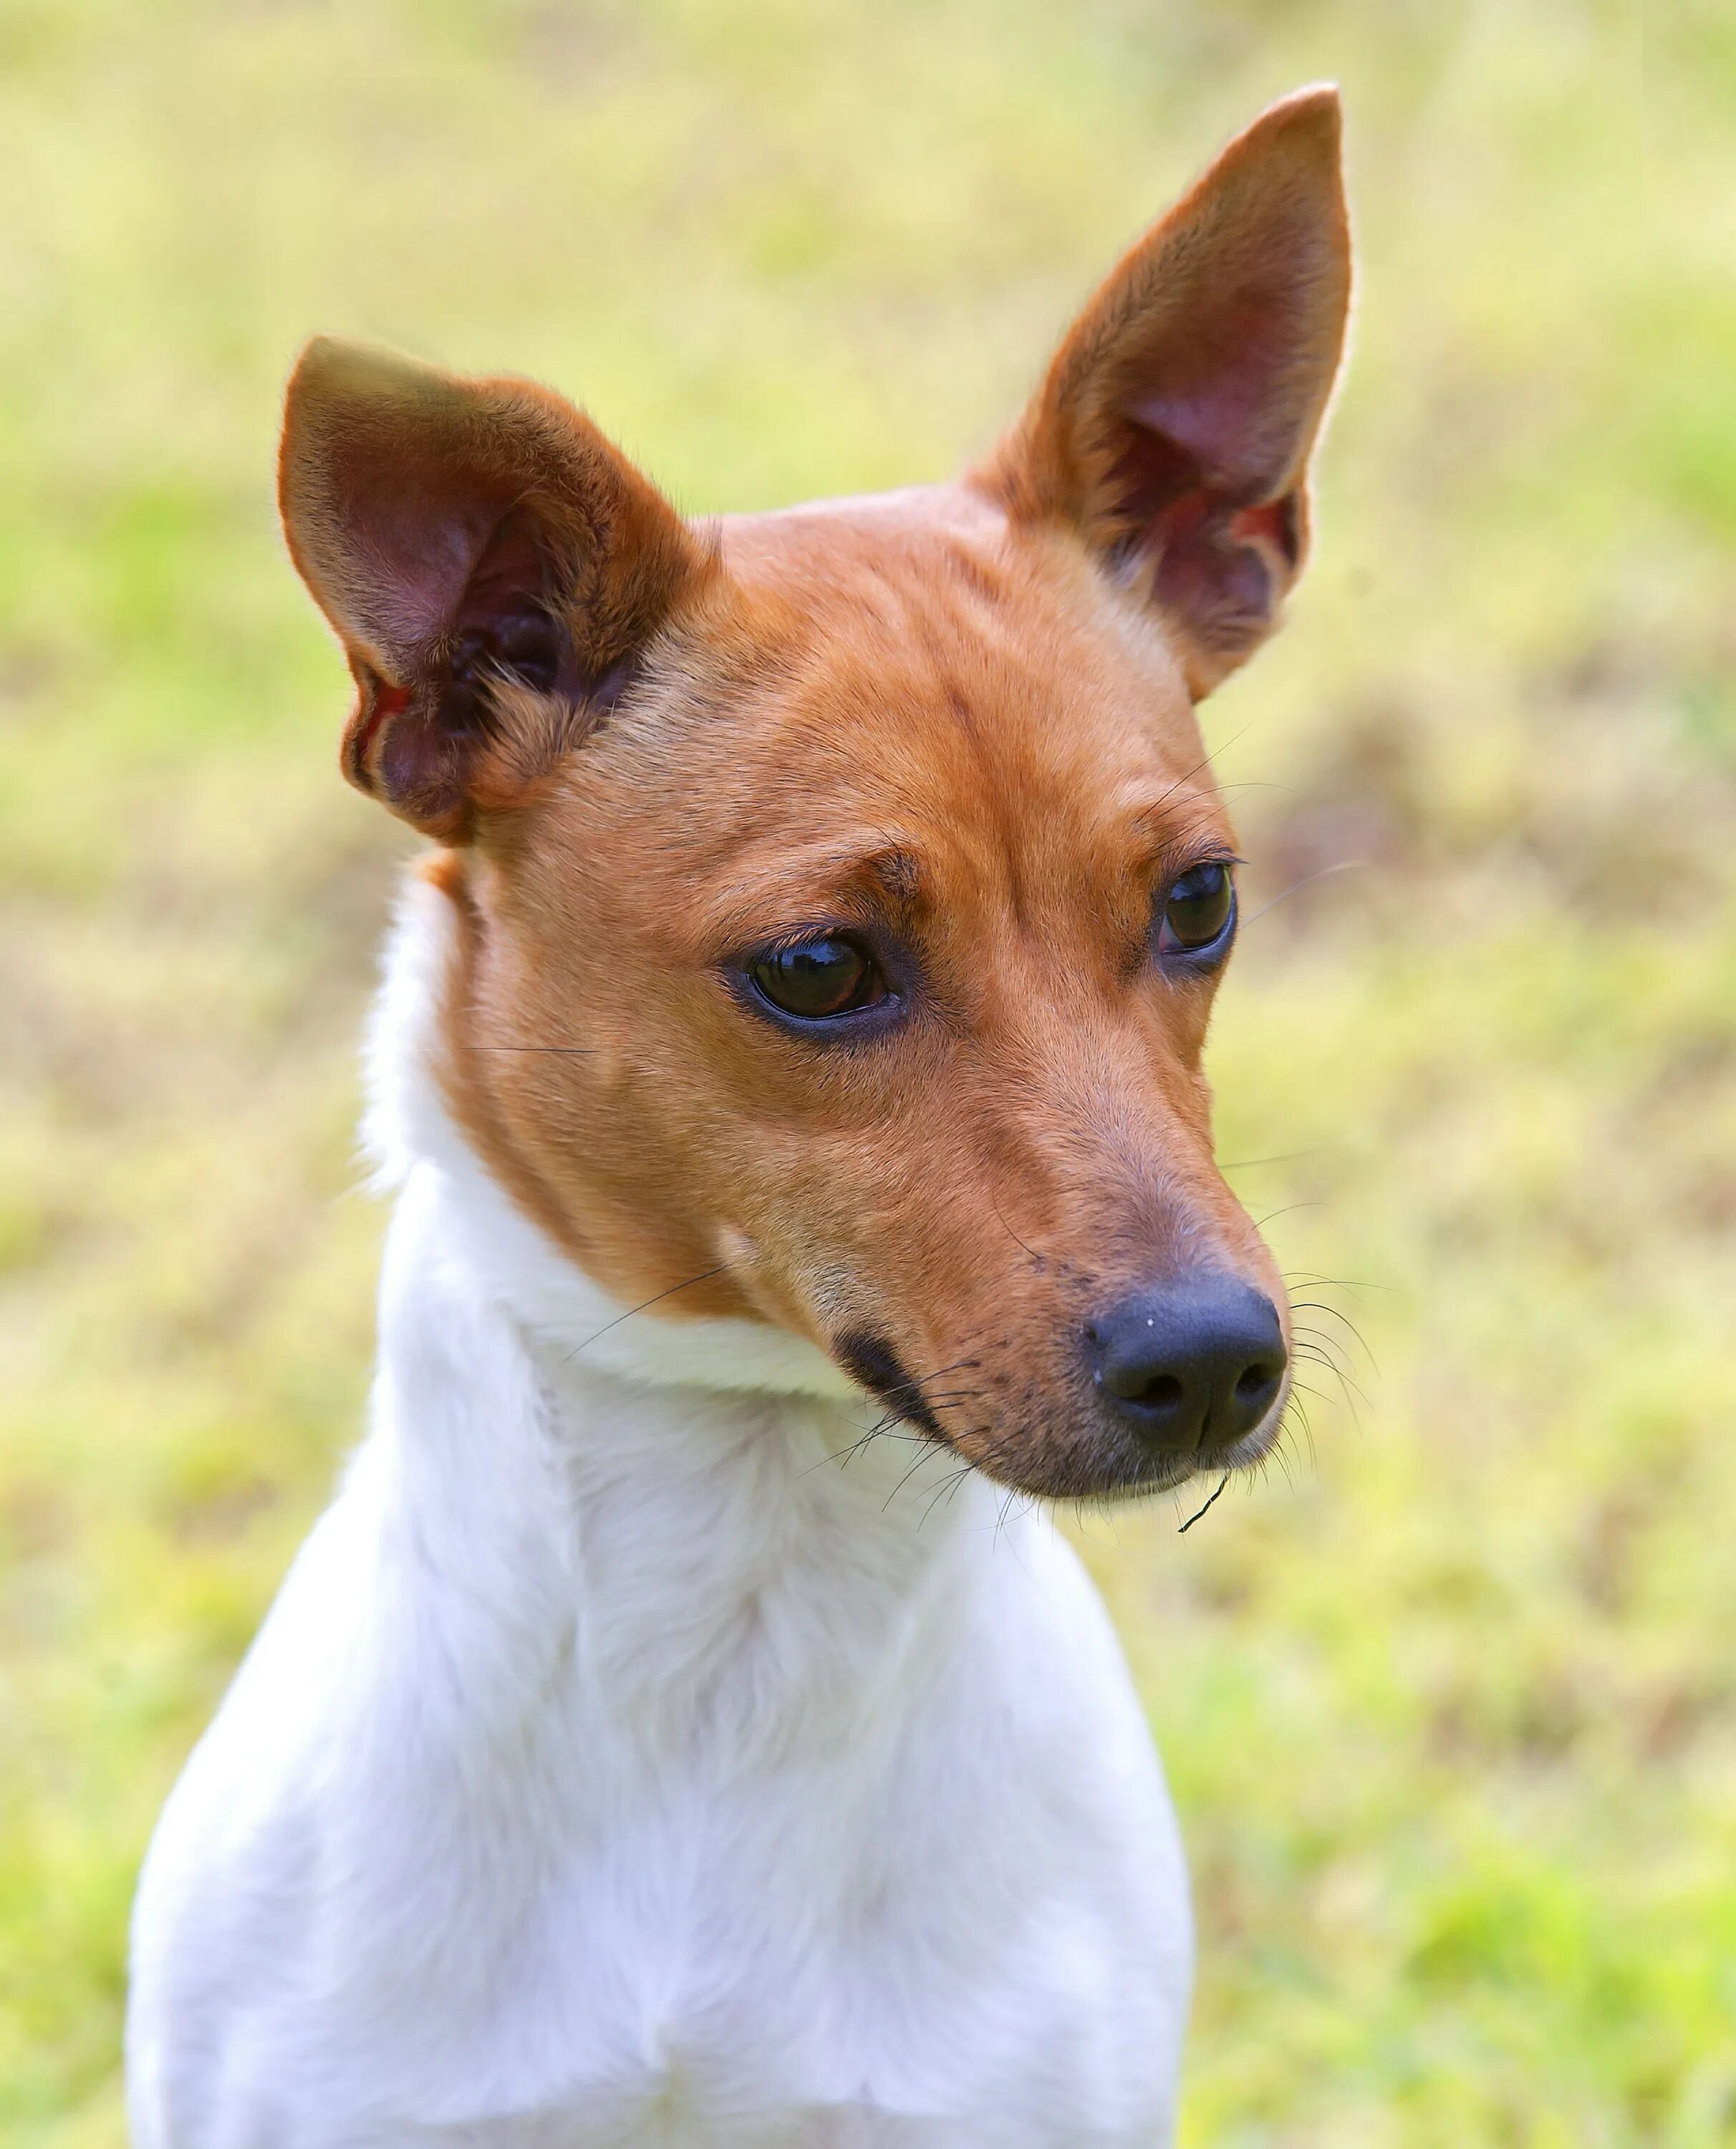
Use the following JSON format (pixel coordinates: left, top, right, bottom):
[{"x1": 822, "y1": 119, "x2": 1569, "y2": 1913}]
[
  {"x1": 126, "y1": 85, "x2": 1352, "y2": 2148},
  {"x1": 127, "y1": 879, "x2": 1192, "y2": 2148}
]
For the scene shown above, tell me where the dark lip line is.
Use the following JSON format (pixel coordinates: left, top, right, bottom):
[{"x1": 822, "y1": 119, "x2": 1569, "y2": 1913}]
[{"x1": 831, "y1": 1330, "x2": 947, "y2": 1440}]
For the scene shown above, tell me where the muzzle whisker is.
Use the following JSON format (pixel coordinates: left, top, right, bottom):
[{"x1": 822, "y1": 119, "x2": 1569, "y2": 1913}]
[
  {"x1": 1282, "y1": 1269, "x2": 1391, "y2": 1297},
  {"x1": 1289, "y1": 1335, "x2": 1370, "y2": 1414},
  {"x1": 989, "y1": 1193, "x2": 1047, "y2": 1270},
  {"x1": 1288, "y1": 1297, "x2": 1377, "y2": 1370},
  {"x1": 882, "y1": 1441, "x2": 951, "y2": 1514},
  {"x1": 1251, "y1": 1199, "x2": 1324, "y2": 1233}
]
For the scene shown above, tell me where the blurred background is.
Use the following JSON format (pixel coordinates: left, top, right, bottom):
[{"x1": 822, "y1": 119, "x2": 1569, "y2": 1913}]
[{"x1": 1, "y1": 1, "x2": 1732, "y2": 2142}]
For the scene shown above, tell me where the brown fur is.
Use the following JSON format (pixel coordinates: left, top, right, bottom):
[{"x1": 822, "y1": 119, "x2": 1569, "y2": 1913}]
[{"x1": 280, "y1": 90, "x2": 1352, "y2": 1498}]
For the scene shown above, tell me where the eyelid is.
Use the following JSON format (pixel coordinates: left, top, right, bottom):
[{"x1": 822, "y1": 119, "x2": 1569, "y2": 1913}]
[
  {"x1": 741, "y1": 918, "x2": 877, "y2": 963},
  {"x1": 730, "y1": 921, "x2": 915, "y2": 1039},
  {"x1": 1154, "y1": 862, "x2": 1239, "y2": 966}
]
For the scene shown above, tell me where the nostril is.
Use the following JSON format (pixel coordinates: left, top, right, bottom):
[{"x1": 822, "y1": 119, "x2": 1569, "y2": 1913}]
[{"x1": 1086, "y1": 1276, "x2": 1286, "y2": 1456}]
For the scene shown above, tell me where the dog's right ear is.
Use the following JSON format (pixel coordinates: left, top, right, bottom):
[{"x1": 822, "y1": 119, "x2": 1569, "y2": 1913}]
[{"x1": 279, "y1": 338, "x2": 705, "y2": 840}]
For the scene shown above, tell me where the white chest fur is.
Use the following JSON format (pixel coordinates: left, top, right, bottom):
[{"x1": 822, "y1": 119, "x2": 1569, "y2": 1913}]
[{"x1": 125, "y1": 888, "x2": 1192, "y2": 2148}]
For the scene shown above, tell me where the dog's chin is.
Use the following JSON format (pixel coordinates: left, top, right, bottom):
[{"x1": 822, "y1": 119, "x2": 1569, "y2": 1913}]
[{"x1": 956, "y1": 1381, "x2": 1293, "y2": 1506}]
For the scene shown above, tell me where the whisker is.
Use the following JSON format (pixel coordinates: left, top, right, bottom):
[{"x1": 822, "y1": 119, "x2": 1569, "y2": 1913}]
[
  {"x1": 1144, "y1": 721, "x2": 1257, "y2": 817},
  {"x1": 917, "y1": 1463, "x2": 975, "y2": 1529},
  {"x1": 1291, "y1": 1338, "x2": 1370, "y2": 1414},
  {"x1": 559, "y1": 1265, "x2": 725, "y2": 1365},
  {"x1": 1240, "y1": 858, "x2": 1366, "y2": 927},
  {"x1": 1290, "y1": 1299, "x2": 1377, "y2": 1370},
  {"x1": 883, "y1": 1441, "x2": 947, "y2": 1513},
  {"x1": 990, "y1": 1194, "x2": 1045, "y2": 1267},
  {"x1": 1218, "y1": 1148, "x2": 1325, "y2": 1171},
  {"x1": 1177, "y1": 1473, "x2": 1230, "y2": 1534},
  {"x1": 1282, "y1": 1270, "x2": 1391, "y2": 1295},
  {"x1": 1252, "y1": 1200, "x2": 1323, "y2": 1231}
]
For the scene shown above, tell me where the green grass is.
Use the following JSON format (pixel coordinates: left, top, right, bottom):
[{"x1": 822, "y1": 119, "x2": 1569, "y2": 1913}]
[{"x1": 1, "y1": 1, "x2": 1733, "y2": 2141}]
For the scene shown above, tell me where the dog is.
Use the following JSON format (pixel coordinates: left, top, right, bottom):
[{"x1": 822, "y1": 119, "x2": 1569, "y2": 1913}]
[{"x1": 126, "y1": 87, "x2": 1351, "y2": 2148}]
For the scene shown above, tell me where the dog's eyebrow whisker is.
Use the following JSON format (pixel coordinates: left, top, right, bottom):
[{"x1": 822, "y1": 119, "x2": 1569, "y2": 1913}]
[
  {"x1": 471, "y1": 1044, "x2": 599, "y2": 1057},
  {"x1": 1217, "y1": 1147, "x2": 1323, "y2": 1171},
  {"x1": 1141, "y1": 719, "x2": 1257, "y2": 822},
  {"x1": 1239, "y1": 857, "x2": 1367, "y2": 928},
  {"x1": 559, "y1": 1265, "x2": 728, "y2": 1365}
]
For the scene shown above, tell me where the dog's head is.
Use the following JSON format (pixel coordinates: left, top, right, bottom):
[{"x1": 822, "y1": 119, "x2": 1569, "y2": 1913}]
[{"x1": 281, "y1": 90, "x2": 1351, "y2": 1500}]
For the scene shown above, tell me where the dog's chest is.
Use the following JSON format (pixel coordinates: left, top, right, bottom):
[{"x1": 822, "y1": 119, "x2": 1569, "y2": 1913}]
[
  {"x1": 130, "y1": 1186, "x2": 1191, "y2": 2146},
  {"x1": 349, "y1": 1777, "x2": 1175, "y2": 2148}
]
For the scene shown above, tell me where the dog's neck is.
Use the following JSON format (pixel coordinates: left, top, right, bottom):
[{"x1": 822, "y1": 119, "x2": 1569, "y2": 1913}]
[{"x1": 354, "y1": 872, "x2": 1000, "y2": 1777}]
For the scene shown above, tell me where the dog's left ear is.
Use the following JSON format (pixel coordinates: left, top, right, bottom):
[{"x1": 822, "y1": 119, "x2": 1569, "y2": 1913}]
[
  {"x1": 279, "y1": 338, "x2": 705, "y2": 840},
  {"x1": 983, "y1": 86, "x2": 1351, "y2": 698}
]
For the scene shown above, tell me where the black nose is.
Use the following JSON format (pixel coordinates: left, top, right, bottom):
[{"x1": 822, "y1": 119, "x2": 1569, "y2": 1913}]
[{"x1": 1085, "y1": 1276, "x2": 1286, "y2": 1460}]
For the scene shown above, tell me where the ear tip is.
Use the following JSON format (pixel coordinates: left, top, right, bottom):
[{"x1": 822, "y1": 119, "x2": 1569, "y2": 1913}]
[
  {"x1": 287, "y1": 332, "x2": 357, "y2": 395},
  {"x1": 285, "y1": 336, "x2": 445, "y2": 425},
  {"x1": 1235, "y1": 83, "x2": 1344, "y2": 171}
]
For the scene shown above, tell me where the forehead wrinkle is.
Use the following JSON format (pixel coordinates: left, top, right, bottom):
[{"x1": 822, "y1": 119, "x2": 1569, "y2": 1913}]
[{"x1": 897, "y1": 603, "x2": 1064, "y2": 930}]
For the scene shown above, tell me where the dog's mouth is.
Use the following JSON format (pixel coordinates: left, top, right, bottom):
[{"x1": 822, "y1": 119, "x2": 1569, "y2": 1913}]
[
  {"x1": 829, "y1": 1323, "x2": 1293, "y2": 1506},
  {"x1": 831, "y1": 1330, "x2": 949, "y2": 1441}
]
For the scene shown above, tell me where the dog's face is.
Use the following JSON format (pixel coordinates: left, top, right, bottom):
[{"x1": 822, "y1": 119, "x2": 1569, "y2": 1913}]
[{"x1": 281, "y1": 90, "x2": 1351, "y2": 1499}]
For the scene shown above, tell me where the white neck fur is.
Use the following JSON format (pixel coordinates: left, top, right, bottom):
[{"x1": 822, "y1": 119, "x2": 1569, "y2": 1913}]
[{"x1": 355, "y1": 870, "x2": 1007, "y2": 1779}]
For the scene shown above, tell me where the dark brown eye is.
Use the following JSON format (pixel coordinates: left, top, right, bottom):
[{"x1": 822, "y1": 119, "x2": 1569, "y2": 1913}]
[
  {"x1": 749, "y1": 934, "x2": 887, "y2": 1020},
  {"x1": 1157, "y1": 862, "x2": 1235, "y2": 958}
]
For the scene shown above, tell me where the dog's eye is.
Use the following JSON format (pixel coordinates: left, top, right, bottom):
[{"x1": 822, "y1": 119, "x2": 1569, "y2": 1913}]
[
  {"x1": 750, "y1": 935, "x2": 887, "y2": 1021},
  {"x1": 1157, "y1": 862, "x2": 1236, "y2": 958}
]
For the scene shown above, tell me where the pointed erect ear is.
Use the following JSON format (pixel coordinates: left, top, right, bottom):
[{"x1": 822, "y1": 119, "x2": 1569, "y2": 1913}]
[
  {"x1": 982, "y1": 87, "x2": 1351, "y2": 698},
  {"x1": 279, "y1": 338, "x2": 706, "y2": 839}
]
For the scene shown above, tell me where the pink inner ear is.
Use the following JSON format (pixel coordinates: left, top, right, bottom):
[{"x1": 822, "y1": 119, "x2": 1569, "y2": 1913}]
[
  {"x1": 1124, "y1": 285, "x2": 1313, "y2": 502},
  {"x1": 1103, "y1": 284, "x2": 1308, "y2": 629},
  {"x1": 329, "y1": 439, "x2": 509, "y2": 651},
  {"x1": 1144, "y1": 484, "x2": 1277, "y2": 632}
]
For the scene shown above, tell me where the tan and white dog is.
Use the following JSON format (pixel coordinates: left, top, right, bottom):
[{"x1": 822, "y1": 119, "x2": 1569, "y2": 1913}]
[{"x1": 127, "y1": 89, "x2": 1351, "y2": 2148}]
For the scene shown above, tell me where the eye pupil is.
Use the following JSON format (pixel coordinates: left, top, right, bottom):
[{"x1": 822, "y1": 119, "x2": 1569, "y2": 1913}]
[
  {"x1": 1159, "y1": 862, "x2": 1235, "y2": 956},
  {"x1": 750, "y1": 936, "x2": 884, "y2": 1020}
]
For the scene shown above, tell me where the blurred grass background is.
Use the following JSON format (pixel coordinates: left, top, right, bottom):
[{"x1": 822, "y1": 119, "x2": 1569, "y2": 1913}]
[{"x1": 1, "y1": 0, "x2": 1732, "y2": 2142}]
